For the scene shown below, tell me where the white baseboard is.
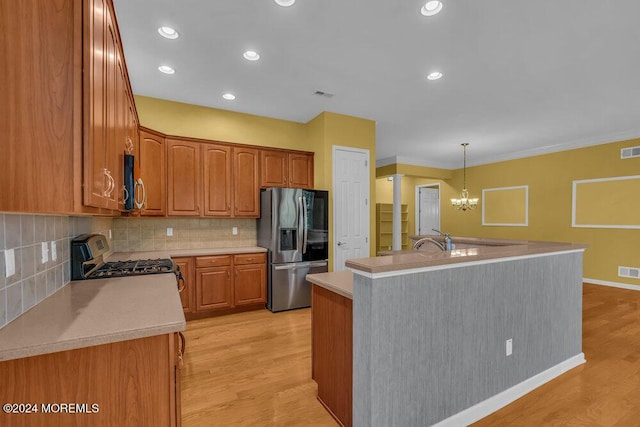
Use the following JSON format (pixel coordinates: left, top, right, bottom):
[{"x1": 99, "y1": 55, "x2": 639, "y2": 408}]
[
  {"x1": 583, "y1": 278, "x2": 640, "y2": 291},
  {"x1": 432, "y1": 353, "x2": 586, "y2": 427}
]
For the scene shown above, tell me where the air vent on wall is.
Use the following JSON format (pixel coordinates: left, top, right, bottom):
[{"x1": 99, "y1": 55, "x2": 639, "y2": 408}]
[
  {"x1": 314, "y1": 90, "x2": 334, "y2": 98},
  {"x1": 619, "y1": 266, "x2": 640, "y2": 279},
  {"x1": 621, "y1": 146, "x2": 640, "y2": 159}
]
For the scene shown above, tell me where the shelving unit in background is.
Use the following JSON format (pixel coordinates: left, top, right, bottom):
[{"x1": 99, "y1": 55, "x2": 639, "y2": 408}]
[{"x1": 376, "y1": 203, "x2": 409, "y2": 254}]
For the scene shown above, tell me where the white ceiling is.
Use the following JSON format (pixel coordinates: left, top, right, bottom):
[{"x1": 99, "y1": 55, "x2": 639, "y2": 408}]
[{"x1": 113, "y1": 0, "x2": 640, "y2": 169}]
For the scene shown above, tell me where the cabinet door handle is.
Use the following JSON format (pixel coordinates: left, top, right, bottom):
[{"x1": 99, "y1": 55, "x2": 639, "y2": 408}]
[
  {"x1": 122, "y1": 185, "x2": 129, "y2": 204},
  {"x1": 102, "y1": 168, "x2": 114, "y2": 197},
  {"x1": 226, "y1": 271, "x2": 230, "y2": 278},
  {"x1": 178, "y1": 331, "x2": 186, "y2": 369},
  {"x1": 134, "y1": 178, "x2": 146, "y2": 209}
]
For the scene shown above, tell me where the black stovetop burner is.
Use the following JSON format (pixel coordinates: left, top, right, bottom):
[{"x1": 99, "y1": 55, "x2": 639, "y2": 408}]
[{"x1": 89, "y1": 259, "x2": 175, "y2": 279}]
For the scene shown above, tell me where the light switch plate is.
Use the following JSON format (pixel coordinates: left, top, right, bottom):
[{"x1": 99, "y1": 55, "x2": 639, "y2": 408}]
[
  {"x1": 51, "y1": 241, "x2": 57, "y2": 261},
  {"x1": 41, "y1": 242, "x2": 49, "y2": 264},
  {"x1": 167, "y1": 227, "x2": 173, "y2": 237},
  {"x1": 4, "y1": 249, "x2": 15, "y2": 278},
  {"x1": 108, "y1": 229, "x2": 112, "y2": 239},
  {"x1": 232, "y1": 227, "x2": 238, "y2": 235}
]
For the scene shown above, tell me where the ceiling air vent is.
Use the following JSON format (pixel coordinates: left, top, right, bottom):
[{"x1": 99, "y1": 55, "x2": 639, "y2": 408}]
[
  {"x1": 314, "y1": 90, "x2": 334, "y2": 98},
  {"x1": 619, "y1": 266, "x2": 640, "y2": 279},
  {"x1": 621, "y1": 146, "x2": 640, "y2": 159}
]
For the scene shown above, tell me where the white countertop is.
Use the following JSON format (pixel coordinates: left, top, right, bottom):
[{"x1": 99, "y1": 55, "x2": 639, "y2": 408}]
[{"x1": 0, "y1": 274, "x2": 186, "y2": 362}]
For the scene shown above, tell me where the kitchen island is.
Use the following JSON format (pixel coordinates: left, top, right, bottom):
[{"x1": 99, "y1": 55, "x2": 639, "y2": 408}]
[{"x1": 308, "y1": 238, "x2": 587, "y2": 427}]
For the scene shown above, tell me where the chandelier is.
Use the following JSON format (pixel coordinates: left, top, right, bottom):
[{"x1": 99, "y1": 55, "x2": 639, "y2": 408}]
[{"x1": 450, "y1": 143, "x2": 479, "y2": 211}]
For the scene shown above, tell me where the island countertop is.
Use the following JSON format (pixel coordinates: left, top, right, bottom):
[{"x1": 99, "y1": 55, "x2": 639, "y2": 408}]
[
  {"x1": 307, "y1": 270, "x2": 354, "y2": 299},
  {"x1": 347, "y1": 238, "x2": 588, "y2": 275},
  {"x1": 0, "y1": 274, "x2": 186, "y2": 362}
]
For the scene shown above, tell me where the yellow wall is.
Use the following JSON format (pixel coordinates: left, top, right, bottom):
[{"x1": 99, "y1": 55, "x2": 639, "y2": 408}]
[
  {"x1": 135, "y1": 96, "x2": 377, "y2": 269},
  {"x1": 439, "y1": 138, "x2": 640, "y2": 287},
  {"x1": 376, "y1": 138, "x2": 640, "y2": 287}
]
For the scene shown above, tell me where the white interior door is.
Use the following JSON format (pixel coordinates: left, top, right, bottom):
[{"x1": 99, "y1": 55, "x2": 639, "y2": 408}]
[
  {"x1": 333, "y1": 146, "x2": 370, "y2": 271},
  {"x1": 417, "y1": 186, "x2": 440, "y2": 235}
]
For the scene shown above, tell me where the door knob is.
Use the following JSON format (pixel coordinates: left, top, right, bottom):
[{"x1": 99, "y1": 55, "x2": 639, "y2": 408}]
[{"x1": 337, "y1": 241, "x2": 346, "y2": 246}]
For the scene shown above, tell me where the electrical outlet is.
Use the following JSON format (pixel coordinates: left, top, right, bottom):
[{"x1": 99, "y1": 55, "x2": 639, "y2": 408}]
[
  {"x1": 51, "y1": 241, "x2": 57, "y2": 261},
  {"x1": 4, "y1": 249, "x2": 15, "y2": 278},
  {"x1": 167, "y1": 227, "x2": 173, "y2": 237},
  {"x1": 232, "y1": 227, "x2": 238, "y2": 235},
  {"x1": 41, "y1": 242, "x2": 49, "y2": 264},
  {"x1": 506, "y1": 339, "x2": 513, "y2": 356}
]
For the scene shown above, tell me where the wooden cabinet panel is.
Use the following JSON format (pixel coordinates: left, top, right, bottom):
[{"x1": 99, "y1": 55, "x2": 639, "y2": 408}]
[
  {"x1": 234, "y1": 253, "x2": 266, "y2": 265},
  {"x1": 289, "y1": 152, "x2": 314, "y2": 189},
  {"x1": 174, "y1": 257, "x2": 195, "y2": 314},
  {"x1": 84, "y1": 0, "x2": 109, "y2": 209},
  {"x1": 195, "y1": 255, "x2": 231, "y2": 268},
  {"x1": 233, "y1": 147, "x2": 260, "y2": 217},
  {"x1": 312, "y1": 284, "x2": 353, "y2": 427},
  {"x1": 0, "y1": 334, "x2": 177, "y2": 427},
  {"x1": 259, "y1": 149, "x2": 314, "y2": 189},
  {"x1": 203, "y1": 144, "x2": 232, "y2": 217},
  {"x1": 139, "y1": 130, "x2": 166, "y2": 216},
  {"x1": 167, "y1": 140, "x2": 201, "y2": 216},
  {"x1": 234, "y1": 263, "x2": 266, "y2": 306},
  {"x1": 260, "y1": 150, "x2": 288, "y2": 187},
  {"x1": 196, "y1": 267, "x2": 233, "y2": 310}
]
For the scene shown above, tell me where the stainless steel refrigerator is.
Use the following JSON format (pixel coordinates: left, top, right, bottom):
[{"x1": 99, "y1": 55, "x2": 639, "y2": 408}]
[{"x1": 258, "y1": 188, "x2": 329, "y2": 312}]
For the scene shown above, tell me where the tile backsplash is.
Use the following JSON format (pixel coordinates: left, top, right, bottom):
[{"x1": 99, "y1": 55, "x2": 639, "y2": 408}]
[
  {"x1": 0, "y1": 214, "x2": 113, "y2": 329},
  {"x1": 112, "y1": 218, "x2": 257, "y2": 252}
]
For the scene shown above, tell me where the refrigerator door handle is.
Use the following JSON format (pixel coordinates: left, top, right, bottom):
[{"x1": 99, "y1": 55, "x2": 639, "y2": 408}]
[
  {"x1": 273, "y1": 261, "x2": 328, "y2": 270},
  {"x1": 307, "y1": 261, "x2": 328, "y2": 268},
  {"x1": 302, "y1": 196, "x2": 308, "y2": 254}
]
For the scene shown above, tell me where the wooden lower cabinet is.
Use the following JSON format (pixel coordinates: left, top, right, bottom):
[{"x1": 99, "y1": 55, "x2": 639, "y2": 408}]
[
  {"x1": 174, "y1": 257, "x2": 195, "y2": 313},
  {"x1": 183, "y1": 252, "x2": 266, "y2": 318},
  {"x1": 196, "y1": 266, "x2": 233, "y2": 310},
  {"x1": 233, "y1": 254, "x2": 267, "y2": 306},
  {"x1": 0, "y1": 333, "x2": 181, "y2": 427}
]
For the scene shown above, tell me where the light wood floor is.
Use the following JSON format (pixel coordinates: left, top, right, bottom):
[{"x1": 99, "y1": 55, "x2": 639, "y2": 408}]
[
  {"x1": 181, "y1": 284, "x2": 640, "y2": 426},
  {"x1": 180, "y1": 308, "x2": 338, "y2": 426}
]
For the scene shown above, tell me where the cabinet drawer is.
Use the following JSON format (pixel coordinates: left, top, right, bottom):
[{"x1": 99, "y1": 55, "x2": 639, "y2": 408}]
[
  {"x1": 195, "y1": 255, "x2": 232, "y2": 268},
  {"x1": 234, "y1": 253, "x2": 266, "y2": 265}
]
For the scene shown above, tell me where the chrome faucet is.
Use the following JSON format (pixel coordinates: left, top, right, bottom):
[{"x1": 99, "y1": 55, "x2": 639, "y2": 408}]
[
  {"x1": 432, "y1": 229, "x2": 453, "y2": 251},
  {"x1": 413, "y1": 237, "x2": 446, "y2": 251}
]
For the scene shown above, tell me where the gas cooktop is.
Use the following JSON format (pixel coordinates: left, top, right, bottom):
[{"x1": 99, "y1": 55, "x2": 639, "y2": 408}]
[
  {"x1": 71, "y1": 234, "x2": 178, "y2": 280},
  {"x1": 89, "y1": 259, "x2": 175, "y2": 279}
]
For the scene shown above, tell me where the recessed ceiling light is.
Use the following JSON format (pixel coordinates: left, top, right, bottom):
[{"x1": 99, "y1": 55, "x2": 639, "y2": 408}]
[
  {"x1": 421, "y1": 1, "x2": 443, "y2": 16},
  {"x1": 274, "y1": 0, "x2": 295, "y2": 6},
  {"x1": 158, "y1": 26, "x2": 179, "y2": 39},
  {"x1": 243, "y1": 50, "x2": 260, "y2": 61},
  {"x1": 158, "y1": 65, "x2": 175, "y2": 74},
  {"x1": 222, "y1": 93, "x2": 236, "y2": 101},
  {"x1": 427, "y1": 71, "x2": 443, "y2": 80}
]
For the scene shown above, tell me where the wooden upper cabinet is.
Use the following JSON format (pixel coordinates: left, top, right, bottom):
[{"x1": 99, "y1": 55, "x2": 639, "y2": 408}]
[
  {"x1": 138, "y1": 130, "x2": 166, "y2": 216},
  {"x1": 203, "y1": 144, "x2": 232, "y2": 217},
  {"x1": 167, "y1": 139, "x2": 202, "y2": 216},
  {"x1": 233, "y1": 147, "x2": 260, "y2": 217},
  {"x1": 1, "y1": 0, "x2": 138, "y2": 214},
  {"x1": 289, "y1": 152, "x2": 314, "y2": 189},
  {"x1": 260, "y1": 150, "x2": 288, "y2": 187},
  {"x1": 260, "y1": 149, "x2": 314, "y2": 189},
  {"x1": 83, "y1": 0, "x2": 109, "y2": 209}
]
